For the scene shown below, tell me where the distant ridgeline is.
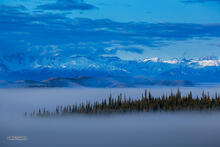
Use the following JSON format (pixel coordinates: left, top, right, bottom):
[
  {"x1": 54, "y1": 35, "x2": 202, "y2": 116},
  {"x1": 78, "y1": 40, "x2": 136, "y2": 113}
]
[{"x1": 27, "y1": 89, "x2": 220, "y2": 117}]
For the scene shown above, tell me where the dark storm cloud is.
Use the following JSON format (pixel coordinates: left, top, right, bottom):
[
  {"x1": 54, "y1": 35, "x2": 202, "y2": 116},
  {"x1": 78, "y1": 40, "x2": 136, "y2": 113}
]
[{"x1": 37, "y1": 0, "x2": 97, "y2": 11}]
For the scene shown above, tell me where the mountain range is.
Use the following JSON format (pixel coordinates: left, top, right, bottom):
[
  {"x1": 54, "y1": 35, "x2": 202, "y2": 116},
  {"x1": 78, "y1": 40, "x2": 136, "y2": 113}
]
[{"x1": 0, "y1": 53, "x2": 220, "y2": 87}]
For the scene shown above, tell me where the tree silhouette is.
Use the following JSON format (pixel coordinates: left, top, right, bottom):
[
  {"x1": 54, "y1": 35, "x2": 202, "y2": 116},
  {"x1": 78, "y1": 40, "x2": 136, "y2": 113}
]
[{"x1": 29, "y1": 89, "x2": 220, "y2": 117}]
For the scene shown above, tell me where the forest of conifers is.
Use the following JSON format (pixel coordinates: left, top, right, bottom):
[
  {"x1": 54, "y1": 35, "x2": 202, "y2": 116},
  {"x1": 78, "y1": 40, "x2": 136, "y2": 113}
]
[{"x1": 27, "y1": 89, "x2": 220, "y2": 117}]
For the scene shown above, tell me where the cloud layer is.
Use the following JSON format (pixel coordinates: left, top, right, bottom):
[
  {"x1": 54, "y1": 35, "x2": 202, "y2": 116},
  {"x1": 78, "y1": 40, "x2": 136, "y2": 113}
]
[
  {"x1": 37, "y1": 0, "x2": 96, "y2": 11},
  {"x1": 1, "y1": 5, "x2": 220, "y2": 57}
]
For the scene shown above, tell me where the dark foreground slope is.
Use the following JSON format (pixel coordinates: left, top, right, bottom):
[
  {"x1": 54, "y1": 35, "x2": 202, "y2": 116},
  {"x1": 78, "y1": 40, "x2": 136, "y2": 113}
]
[{"x1": 1, "y1": 76, "x2": 194, "y2": 88}]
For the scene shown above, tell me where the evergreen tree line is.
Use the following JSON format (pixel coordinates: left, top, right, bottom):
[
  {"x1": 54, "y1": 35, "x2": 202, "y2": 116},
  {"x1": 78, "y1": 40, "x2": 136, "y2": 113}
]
[{"x1": 27, "y1": 89, "x2": 220, "y2": 117}]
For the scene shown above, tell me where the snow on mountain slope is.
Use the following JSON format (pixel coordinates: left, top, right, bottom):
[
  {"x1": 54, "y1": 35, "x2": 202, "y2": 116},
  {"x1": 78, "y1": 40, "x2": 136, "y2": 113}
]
[
  {"x1": 0, "y1": 53, "x2": 220, "y2": 83},
  {"x1": 143, "y1": 56, "x2": 220, "y2": 68},
  {"x1": 192, "y1": 59, "x2": 220, "y2": 67}
]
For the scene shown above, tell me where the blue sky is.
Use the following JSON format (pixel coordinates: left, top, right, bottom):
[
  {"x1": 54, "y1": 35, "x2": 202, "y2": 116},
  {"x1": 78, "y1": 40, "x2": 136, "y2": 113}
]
[{"x1": 0, "y1": 0, "x2": 220, "y2": 60}]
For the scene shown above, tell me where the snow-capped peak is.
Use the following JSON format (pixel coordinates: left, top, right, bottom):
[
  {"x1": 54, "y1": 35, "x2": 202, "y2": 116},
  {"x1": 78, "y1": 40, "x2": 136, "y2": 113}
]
[
  {"x1": 198, "y1": 56, "x2": 218, "y2": 61},
  {"x1": 191, "y1": 59, "x2": 220, "y2": 67},
  {"x1": 163, "y1": 59, "x2": 179, "y2": 64},
  {"x1": 143, "y1": 56, "x2": 220, "y2": 67},
  {"x1": 143, "y1": 57, "x2": 161, "y2": 62}
]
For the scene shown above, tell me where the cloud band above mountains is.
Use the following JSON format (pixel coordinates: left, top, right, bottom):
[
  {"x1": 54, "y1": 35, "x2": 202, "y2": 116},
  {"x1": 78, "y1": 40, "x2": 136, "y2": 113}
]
[{"x1": 0, "y1": 4, "x2": 220, "y2": 57}]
